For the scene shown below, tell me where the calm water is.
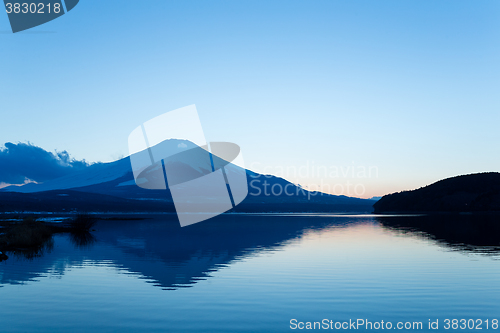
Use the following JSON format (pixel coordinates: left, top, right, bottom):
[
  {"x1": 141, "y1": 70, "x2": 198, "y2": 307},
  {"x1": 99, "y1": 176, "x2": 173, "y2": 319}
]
[{"x1": 0, "y1": 214, "x2": 499, "y2": 332}]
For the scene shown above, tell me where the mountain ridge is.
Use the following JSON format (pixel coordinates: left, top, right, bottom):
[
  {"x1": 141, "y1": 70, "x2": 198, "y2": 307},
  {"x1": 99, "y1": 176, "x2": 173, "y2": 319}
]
[
  {"x1": 0, "y1": 142, "x2": 375, "y2": 213},
  {"x1": 373, "y1": 172, "x2": 500, "y2": 213}
]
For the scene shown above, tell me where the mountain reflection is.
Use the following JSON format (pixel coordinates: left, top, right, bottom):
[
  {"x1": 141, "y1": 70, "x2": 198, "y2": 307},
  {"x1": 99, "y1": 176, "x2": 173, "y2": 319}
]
[
  {"x1": 3, "y1": 214, "x2": 498, "y2": 290},
  {"x1": 377, "y1": 214, "x2": 500, "y2": 255},
  {"x1": 0, "y1": 214, "x2": 356, "y2": 289}
]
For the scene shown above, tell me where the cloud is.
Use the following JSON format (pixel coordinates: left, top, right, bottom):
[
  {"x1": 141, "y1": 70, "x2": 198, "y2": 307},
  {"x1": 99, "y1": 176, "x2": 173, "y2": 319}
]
[{"x1": 0, "y1": 142, "x2": 90, "y2": 184}]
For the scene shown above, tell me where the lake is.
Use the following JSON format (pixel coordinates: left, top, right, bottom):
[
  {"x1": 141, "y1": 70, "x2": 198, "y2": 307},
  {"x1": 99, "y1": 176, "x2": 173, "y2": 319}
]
[{"x1": 0, "y1": 214, "x2": 499, "y2": 332}]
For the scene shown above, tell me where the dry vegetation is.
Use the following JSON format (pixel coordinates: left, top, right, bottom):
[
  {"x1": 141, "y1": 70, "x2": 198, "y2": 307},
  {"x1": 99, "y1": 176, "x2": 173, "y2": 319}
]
[{"x1": 0, "y1": 214, "x2": 98, "y2": 261}]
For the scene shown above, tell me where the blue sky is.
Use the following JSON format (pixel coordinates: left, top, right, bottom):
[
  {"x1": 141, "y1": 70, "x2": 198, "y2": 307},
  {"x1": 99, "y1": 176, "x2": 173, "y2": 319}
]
[{"x1": 1, "y1": 0, "x2": 499, "y2": 198}]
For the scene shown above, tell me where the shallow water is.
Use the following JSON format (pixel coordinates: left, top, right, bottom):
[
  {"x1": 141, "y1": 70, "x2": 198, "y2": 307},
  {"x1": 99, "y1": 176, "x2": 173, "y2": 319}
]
[{"x1": 0, "y1": 214, "x2": 499, "y2": 332}]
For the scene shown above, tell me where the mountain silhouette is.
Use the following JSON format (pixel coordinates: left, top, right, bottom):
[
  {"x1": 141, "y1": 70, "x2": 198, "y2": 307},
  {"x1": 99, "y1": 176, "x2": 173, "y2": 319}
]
[
  {"x1": 373, "y1": 172, "x2": 500, "y2": 213},
  {"x1": 0, "y1": 140, "x2": 375, "y2": 213}
]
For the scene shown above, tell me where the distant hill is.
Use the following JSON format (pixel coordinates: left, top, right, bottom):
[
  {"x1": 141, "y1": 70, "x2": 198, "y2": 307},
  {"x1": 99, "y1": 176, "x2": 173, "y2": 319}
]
[{"x1": 373, "y1": 172, "x2": 500, "y2": 213}]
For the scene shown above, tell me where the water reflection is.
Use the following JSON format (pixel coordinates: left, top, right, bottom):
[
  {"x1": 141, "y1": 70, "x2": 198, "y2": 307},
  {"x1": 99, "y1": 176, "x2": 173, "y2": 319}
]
[
  {"x1": 68, "y1": 231, "x2": 97, "y2": 249},
  {"x1": 0, "y1": 214, "x2": 357, "y2": 289},
  {"x1": 2, "y1": 213, "x2": 499, "y2": 291},
  {"x1": 377, "y1": 214, "x2": 500, "y2": 255},
  {"x1": 7, "y1": 238, "x2": 54, "y2": 261},
  {"x1": 92, "y1": 215, "x2": 363, "y2": 289}
]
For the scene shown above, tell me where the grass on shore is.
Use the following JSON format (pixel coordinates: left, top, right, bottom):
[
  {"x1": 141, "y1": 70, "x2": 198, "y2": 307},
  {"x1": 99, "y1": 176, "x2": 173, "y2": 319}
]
[{"x1": 0, "y1": 214, "x2": 98, "y2": 261}]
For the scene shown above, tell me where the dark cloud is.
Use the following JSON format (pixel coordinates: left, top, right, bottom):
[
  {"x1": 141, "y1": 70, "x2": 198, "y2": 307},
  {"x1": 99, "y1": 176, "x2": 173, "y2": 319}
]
[{"x1": 0, "y1": 142, "x2": 90, "y2": 184}]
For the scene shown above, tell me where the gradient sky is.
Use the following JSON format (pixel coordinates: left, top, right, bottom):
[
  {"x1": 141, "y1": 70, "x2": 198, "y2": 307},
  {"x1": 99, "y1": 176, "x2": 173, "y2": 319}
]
[{"x1": 1, "y1": 0, "x2": 499, "y2": 198}]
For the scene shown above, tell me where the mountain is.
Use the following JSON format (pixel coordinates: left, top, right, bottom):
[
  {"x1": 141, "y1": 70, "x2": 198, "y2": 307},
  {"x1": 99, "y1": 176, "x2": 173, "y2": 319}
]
[
  {"x1": 373, "y1": 172, "x2": 500, "y2": 213},
  {"x1": 0, "y1": 140, "x2": 375, "y2": 213}
]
